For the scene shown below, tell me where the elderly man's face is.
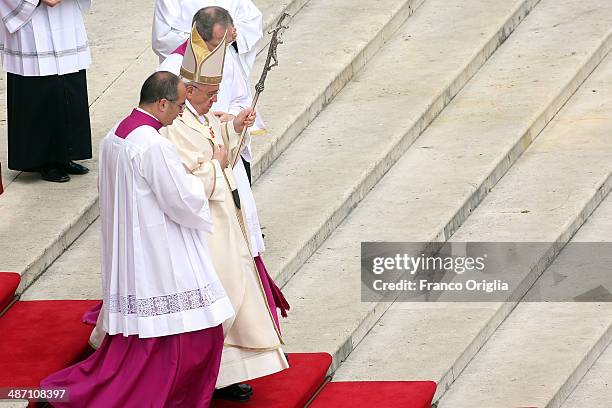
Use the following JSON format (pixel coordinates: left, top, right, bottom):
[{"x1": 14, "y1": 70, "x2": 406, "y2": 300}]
[
  {"x1": 186, "y1": 82, "x2": 219, "y2": 116},
  {"x1": 207, "y1": 23, "x2": 237, "y2": 50}
]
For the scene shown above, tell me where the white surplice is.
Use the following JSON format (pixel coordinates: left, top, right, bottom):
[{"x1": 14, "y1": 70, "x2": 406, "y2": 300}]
[
  {"x1": 152, "y1": 0, "x2": 262, "y2": 73},
  {"x1": 96, "y1": 109, "x2": 234, "y2": 339},
  {"x1": 0, "y1": 0, "x2": 91, "y2": 76}
]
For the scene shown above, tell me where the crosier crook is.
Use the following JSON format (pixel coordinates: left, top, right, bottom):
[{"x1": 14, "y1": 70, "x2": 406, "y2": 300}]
[{"x1": 231, "y1": 12, "x2": 291, "y2": 169}]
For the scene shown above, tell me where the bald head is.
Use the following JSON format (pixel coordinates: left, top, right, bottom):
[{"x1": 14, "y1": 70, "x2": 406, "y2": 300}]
[
  {"x1": 193, "y1": 7, "x2": 233, "y2": 41},
  {"x1": 139, "y1": 71, "x2": 180, "y2": 105},
  {"x1": 193, "y1": 6, "x2": 236, "y2": 50},
  {"x1": 138, "y1": 71, "x2": 186, "y2": 126}
]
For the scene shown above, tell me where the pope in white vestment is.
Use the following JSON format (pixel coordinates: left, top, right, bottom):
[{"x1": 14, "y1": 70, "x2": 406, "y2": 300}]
[
  {"x1": 160, "y1": 25, "x2": 288, "y2": 395},
  {"x1": 157, "y1": 2, "x2": 268, "y2": 258}
]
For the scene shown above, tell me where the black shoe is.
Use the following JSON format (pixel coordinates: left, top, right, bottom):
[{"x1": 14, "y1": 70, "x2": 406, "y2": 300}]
[
  {"x1": 62, "y1": 161, "x2": 89, "y2": 175},
  {"x1": 214, "y1": 383, "x2": 253, "y2": 401},
  {"x1": 285, "y1": 352, "x2": 290, "y2": 364},
  {"x1": 237, "y1": 383, "x2": 253, "y2": 396},
  {"x1": 40, "y1": 166, "x2": 70, "y2": 183}
]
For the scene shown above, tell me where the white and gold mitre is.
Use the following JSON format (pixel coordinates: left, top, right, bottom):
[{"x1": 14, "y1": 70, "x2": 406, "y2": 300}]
[{"x1": 180, "y1": 24, "x2": 226, "y2": 85}]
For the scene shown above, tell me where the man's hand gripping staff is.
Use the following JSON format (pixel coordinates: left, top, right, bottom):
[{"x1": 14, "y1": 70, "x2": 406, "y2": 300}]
[{"x1": 230, "y1": 12, "x2": 291, "y2": 169}]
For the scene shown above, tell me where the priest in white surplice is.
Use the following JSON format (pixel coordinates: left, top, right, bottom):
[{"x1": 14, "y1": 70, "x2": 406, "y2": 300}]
[
  {"x1": 153, "y1": 0, "x2": 261, "y2": 74},
  {"x1": 41, "y1": 71, "x2": 234, "y2": 407},
  {"x1": 0, "y1": 0, "x2": 93, "y2": 182},
  {"x1": 160, "y1": 24, "x2": 289, "y2": 402}
]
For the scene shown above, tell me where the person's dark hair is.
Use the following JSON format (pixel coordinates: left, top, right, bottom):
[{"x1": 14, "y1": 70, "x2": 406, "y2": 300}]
[
  {"x1": 193, "y1": 6, "x2": 233, "y2": 41},
  {"x1": 139, "y1": 71, "x2": 180, "y2": 105}
]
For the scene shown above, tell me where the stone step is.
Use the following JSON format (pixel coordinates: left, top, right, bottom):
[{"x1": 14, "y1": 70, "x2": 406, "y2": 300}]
[
  {"x1": 332, "y1": 41, "x2": 612, "y2": 405},
  {"x1": 531, "y1": 194, "x2": 612, "y2": 408},
  {"x1": 254, "y1": 0, "x2": 538, "y2": 287},
  {"x1": 438, "y1": 304, "x2": 612, "y2": 408},
  {"x1": 272, "y1": 0, "x2": 612, "y2": 379},
  {"x1": 561, "y1": 341, "x2": 612, "y2": 407},
  {"x1": 22, "y1": 0, "x2": 537, "y2": 302},
  {"x1": 248, "y1": 0, "x2": 425, "y2": 182},
  {"x1": 437, "y1": 195, "x2": 612, "y2": 407},
  {"x1": 255, "y1": 0, "x2": 310, "y2": 54},
  {"x1": 0, "y1": 401, "x2": 27, "y2": 407},
  {"x1": 21, "y1": 219, "x2": 102, "y2": 300},
  {"x1": 1, "y1": 0, "x2": 405, "y2": 295}
]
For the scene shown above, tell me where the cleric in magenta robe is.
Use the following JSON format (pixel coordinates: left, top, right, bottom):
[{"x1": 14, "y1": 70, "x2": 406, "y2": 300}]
[{"x1": 41, "y1": 72, "x2": 234, "y2": 407}]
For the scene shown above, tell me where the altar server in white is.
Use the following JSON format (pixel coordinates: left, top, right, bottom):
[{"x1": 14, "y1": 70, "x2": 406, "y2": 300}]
[
  {"x1": 0, "y1": 0, "x2": 93, "y2": 182},
  {"x1": 41, "y1": 72, "x2": 234, "y2": 407},
  {"x1": 153, "y1": 0, "x2": 262, "y2": 74}
]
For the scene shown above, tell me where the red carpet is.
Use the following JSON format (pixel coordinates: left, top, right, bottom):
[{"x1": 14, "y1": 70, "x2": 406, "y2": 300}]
[
  {"x1": 0, "y1": 300, "x2": 99, "y2": 387},
  {"x1": 0, "y1": 297, "x2": 436, "y2": 408},
  {"x1": 309, "y1": 381, "x2": 437, "y2": 408},
  {"x1": 0, "y1": 272, "x2": 20, "y2": 312},
  {"x1": 212, "y1": 352, "x2": 332, "y2": 408}
]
